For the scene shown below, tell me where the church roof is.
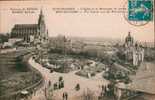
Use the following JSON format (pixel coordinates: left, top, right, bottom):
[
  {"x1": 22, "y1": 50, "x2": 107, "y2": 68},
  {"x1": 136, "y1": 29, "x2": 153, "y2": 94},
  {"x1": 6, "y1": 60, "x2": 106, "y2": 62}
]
[
  {"x1": 12, "y1": 9, "x2": 45, "y2": 30},
  {"x1": 13, "y1": 24, "x2": 38, "y2": 29}
]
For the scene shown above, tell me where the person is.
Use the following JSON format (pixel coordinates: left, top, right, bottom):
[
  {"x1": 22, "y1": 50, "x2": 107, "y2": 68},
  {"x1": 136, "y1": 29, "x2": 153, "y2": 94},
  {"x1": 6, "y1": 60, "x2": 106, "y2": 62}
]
[
  {"x1": 48, "y1": 80, "x2": 51, "y2": 87},
  {"x1": 75, "y1": 83, "x2": 80, "y2": 91},
  {"x1": 101, "y1": 85, "x2": 104, "y2": 92},
  {"x1": 53, "y1": 83, "x2": 58, "y2": 90},
  {"x1": 104, "y1": 85, "x2": 107, "y2": 96},
  {"x1": 65, "y1": 92, "x2": 68, "y2": 100},
  {"x1": 44, "y1": 87, "x2": 47, "y2": 99},
  {"x1": 62, "y1": 80, "x2": 64, "y2": 88},
  {"x1": 62, "y1": 92, "x2": 65, "y2": 100},
  {"x1": 59, "y1": 80, "x2": 64, "y2": 89},
  {"x1": 59, "y1": 81, "x2": 61, "y2": 89}
]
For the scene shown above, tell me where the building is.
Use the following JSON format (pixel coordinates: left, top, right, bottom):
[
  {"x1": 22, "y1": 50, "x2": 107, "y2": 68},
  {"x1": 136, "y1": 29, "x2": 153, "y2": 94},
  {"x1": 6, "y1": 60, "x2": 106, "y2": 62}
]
[
  {"x1": 11, "y1": 9, "x2": 48, "y2": 44},
  {"x1": 50, "y1": 35, "x2": 71, "y2": 53},
  {"x1": 124, "y1": 32, "x2": 144, "y2": 66}
]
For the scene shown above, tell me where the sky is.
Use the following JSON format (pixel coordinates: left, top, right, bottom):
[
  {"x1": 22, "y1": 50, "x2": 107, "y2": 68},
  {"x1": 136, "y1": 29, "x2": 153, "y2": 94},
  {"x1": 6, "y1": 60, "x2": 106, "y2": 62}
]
[{"x1": 0, "y1": 0, "x2": 154, "y2": 42}]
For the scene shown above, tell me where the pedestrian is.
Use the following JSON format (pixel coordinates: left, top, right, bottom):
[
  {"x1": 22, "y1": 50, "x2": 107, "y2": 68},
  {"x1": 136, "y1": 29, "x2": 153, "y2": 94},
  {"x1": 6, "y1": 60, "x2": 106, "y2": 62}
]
[
  {"x1": 48, "y1": 80, "x2": 51, "y2": 87},
  {"x1": 62, "y1": 80, "x2": 64, "y2": 88},
  {"x1": 65, "y1": 92, "x2": 68, "y2": 100},
  {"x1": 102, "y1": 85, "x2": 106, "y2": 95},
  {"x1": 44, "y1": 87, "x2": 47, "y2": 99},
  {"x1": 75, "y1": 83, "x2": 80, "y2": 91},
  {"x1": 59, "y1": 81, "x2": 62, "y2": 89},
  {"x1": 62, "y1": 92, "x2": 65, "y2": 100},
  {"x1": 34, "y1": 90, "x2": 36, "y2": 96},
  {"x1": 54, "y1": 83, "x2": 57, "y2": 90}
]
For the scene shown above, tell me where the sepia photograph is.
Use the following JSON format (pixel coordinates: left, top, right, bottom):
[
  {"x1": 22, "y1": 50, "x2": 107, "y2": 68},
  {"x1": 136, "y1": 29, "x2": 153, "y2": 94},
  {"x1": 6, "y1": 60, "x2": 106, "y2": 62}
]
[{"x1": 0, "y1": 0, "x2": 154, "y2": 100}]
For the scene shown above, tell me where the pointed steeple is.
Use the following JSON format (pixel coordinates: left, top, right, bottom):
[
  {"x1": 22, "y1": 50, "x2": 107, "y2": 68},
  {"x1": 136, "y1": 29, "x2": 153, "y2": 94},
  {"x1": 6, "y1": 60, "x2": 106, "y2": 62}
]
[
  {"x1": 125, "y1": 31, "x2": 134, "y2": 47},
  {"x1": 128, "y1": 31, "x2": 130, "y2": 35},
  {"x1": 40, "y1": 9, "x2": 43, "y2": 15},
  {"x1": 47, "y1": 29, "x2": 49, "y2": 36},
  {"x1": 38, "y1": 9, "x2": 45, "y2": 26}
]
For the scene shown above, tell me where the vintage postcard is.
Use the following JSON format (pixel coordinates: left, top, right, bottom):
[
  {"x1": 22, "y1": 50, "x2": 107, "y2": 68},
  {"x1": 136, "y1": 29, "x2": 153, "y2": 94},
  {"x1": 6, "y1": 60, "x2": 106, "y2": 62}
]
[{"x1": 0, "y1": 0, "x2": 154, "y2": 100}]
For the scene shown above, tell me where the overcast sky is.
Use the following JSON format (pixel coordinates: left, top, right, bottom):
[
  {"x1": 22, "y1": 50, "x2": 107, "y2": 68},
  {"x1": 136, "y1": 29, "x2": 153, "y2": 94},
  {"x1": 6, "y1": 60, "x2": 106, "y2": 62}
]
[{"x1": 0, "y1": 0, "x2": 154, "y2": 42}]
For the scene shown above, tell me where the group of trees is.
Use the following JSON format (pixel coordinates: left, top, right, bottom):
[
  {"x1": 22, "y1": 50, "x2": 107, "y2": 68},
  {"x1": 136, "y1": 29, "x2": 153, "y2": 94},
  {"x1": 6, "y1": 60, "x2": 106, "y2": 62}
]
[
  {"x1": 0, "y1": 34, "x2": 9, "y2": 43},
  {"x1": 144, "y1": 48, "x2": 155, "y2": 62}
]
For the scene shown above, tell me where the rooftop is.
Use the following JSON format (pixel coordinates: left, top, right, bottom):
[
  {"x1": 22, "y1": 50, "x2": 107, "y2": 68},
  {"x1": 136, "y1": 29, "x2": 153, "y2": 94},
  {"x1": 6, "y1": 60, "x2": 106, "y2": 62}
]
[{"x1": 13, "y1": 24, "x2": 38, "y2": 29}]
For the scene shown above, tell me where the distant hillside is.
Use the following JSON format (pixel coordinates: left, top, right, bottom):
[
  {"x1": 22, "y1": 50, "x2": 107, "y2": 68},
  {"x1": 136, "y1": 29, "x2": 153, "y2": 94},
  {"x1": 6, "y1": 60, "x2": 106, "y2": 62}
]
[
  {"x1": 49, "y1": 36, "x2": 154, "y2": 47},
  {"x1": 49, "y1": 36, "x2": 123, "y2": 46}
]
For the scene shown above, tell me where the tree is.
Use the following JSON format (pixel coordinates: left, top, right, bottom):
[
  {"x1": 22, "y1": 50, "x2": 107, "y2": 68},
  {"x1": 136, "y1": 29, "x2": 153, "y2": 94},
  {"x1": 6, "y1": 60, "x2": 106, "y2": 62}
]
[
  {"x1": 44, "y1": 86, "x2": 54, "y2": 100},
  {"x1": 81, "y1": 88, "x2": 95, "y2": 100},
  {"x1": 0, "y1": 34, "x2": 9, "y2": 43}
]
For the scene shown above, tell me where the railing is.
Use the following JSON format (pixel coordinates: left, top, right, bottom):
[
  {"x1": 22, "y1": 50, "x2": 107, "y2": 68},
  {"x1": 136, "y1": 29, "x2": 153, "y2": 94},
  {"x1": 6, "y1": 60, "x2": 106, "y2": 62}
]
[{"x1": 124, "y1": 93, "x2": 143, "y2": 100}]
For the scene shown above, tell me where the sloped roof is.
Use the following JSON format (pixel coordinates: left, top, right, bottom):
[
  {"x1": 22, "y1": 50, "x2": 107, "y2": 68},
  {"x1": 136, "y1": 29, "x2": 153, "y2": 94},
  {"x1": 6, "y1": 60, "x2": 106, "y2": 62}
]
[{"x1": 13, "y1": 24, "x2": 38, "y2": 29}]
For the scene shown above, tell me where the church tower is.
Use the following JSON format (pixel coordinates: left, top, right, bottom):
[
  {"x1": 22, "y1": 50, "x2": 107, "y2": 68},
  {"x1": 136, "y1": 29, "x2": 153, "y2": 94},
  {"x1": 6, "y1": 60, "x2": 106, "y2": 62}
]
[
  {"x1": 38, "y1": 9, "x2": 48, "y2": 42},
  {"x1": 38, "y1": 9, "x2": 46, "y2": 36},
  {"x1": 125, "y1": 31, "x2": 134, "y2": 47}
]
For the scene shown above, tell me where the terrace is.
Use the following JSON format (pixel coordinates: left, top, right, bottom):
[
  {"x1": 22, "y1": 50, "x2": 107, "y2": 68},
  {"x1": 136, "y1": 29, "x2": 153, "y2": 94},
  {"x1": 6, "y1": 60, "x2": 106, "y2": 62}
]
[{"x1": 0, "y1": 49, "x2": 43, "y2": 100}]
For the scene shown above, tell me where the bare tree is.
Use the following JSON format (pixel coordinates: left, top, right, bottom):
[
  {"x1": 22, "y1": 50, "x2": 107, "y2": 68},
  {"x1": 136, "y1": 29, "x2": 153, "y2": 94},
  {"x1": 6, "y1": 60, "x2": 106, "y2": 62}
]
[
  {"x1": 43, "y1": 86, "x2": 55, "y2": 100},
  {"x1": 81, "y1": 88, "x2": 95, "y2": 100}
]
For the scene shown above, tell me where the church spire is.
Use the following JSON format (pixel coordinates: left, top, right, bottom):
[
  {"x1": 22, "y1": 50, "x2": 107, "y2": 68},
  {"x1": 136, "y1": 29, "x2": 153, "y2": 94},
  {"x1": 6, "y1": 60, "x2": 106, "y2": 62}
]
[
  {"x1": 38, "y1": 9, "x2": 45, "y2": 26},
  {"x1": 128, "y1": 31, "x2": 130, "y2": 36},
  {"x1": 40, "y1": 9, "x2": 43, "y2": 15},
  {"x1": 38, "y1": 8, "x2": 46, "y2": 39},
  {"x1": 125, "y1": 31, "x2": 134, "y2": 47}
]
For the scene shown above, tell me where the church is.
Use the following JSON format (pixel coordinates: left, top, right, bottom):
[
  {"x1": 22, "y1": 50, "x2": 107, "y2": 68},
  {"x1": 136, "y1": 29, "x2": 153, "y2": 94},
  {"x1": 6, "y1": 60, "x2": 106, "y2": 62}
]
[
  {"x1": 124, "y1": 32, "x2": 144, "y2": 66},
  {"x1": 10, "y1": 9, "x2": 48, "y2": 44}
]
